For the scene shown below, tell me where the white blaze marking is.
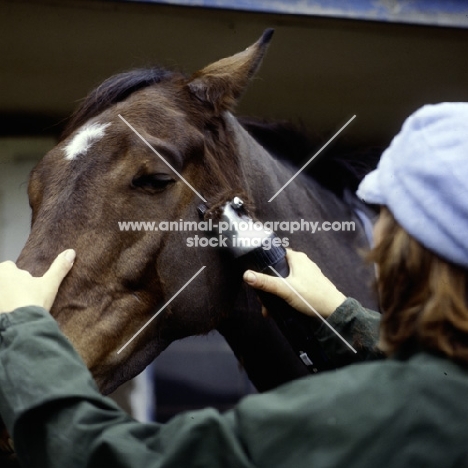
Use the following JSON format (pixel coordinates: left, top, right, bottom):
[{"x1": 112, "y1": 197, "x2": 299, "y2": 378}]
[{"x1": 64, "y1": 122, "x2": 111, "y2": 160}]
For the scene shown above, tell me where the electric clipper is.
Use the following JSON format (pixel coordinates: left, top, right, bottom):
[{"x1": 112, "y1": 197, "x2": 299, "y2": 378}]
[{"x1": 198, "y1": 197, "x2": 332, "y2": 374}]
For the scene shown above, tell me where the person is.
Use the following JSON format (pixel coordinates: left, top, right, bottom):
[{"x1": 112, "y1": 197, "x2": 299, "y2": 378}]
[{"x1": 1, "y1": 102, "x2": 468, "y2": 467}]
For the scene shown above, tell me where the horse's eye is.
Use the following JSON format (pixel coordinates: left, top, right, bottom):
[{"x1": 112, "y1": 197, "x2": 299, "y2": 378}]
[{"x1": 131, "y1": 174, "x2": 175, "y2": 193}]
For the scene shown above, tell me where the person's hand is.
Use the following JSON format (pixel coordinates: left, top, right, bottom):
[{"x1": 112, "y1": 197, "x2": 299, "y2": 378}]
[
  {"x1": 0, "y1": 249, "x2": 75, "y2": 314},
  {"x1": 243, "y1": 249, "x2": 346, "y2": 319}
]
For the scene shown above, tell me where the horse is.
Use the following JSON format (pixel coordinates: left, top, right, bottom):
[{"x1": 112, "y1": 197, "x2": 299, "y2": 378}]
[
  {"x1": 18, "y1": 27, "x2": 379, "y2": 392},
  {"x1": 1, "y1": 27, "x2": 379, "y2": 467}
]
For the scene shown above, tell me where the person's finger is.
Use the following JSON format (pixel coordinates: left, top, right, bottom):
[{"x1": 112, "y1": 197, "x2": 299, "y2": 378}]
[
  {"x1": 0, "y1": 260, "x2": 17, "y2": 275},
  {"x1": 42, "y1": 249, "x2": 75, "y2": 290},
  {"x1": 244, "y1": 271, "x2": 284, "y2": 317}
]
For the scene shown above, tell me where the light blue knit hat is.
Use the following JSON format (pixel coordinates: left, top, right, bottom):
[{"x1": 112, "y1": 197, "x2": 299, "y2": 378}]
[{"x1": 357, "y1": 102, "x2": 468, "y2": 269}]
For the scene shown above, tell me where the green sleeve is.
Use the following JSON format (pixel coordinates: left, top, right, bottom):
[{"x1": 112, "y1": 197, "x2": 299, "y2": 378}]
[
  {"x1": 314, "y1": 297, "x2": 384, "y2": 367},
  {"x1": 0, "y1": 307, "x2": 460, "y2": 468},
  {"x1": 0, "y1": 307, "x2": 255, "y2": 468}
]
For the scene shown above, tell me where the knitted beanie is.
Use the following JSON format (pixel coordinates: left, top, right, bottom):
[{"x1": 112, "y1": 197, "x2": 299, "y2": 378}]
[{"x1": 357, "y1": 102, "x2": 468, "y2": 269}]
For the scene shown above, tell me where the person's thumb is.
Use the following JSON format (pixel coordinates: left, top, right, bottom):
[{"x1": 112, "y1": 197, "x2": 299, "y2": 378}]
[
  {"x1": 243, "y1": 270, "x2": 288, "y2": 299},
  {"x1": 42, "y1": 249, "x2": 75, "y2": 308}
]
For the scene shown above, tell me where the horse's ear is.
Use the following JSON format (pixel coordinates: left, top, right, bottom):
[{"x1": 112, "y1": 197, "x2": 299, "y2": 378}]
[{"x1": 186, "y1": 29, "x2": 274, "y2": 114}]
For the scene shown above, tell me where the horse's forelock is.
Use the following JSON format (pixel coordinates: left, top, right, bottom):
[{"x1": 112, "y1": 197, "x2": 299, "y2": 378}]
[{"x1": 61, "y1": 67, "x2": 179, "y2": 141}]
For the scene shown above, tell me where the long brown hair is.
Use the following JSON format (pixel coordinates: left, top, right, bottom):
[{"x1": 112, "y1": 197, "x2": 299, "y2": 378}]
[{"x1": 369, "y1": 207, "x2": 468, "y2": 365}]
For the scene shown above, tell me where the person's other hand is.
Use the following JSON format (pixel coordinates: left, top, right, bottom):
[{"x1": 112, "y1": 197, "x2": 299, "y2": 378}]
[
  {"x1": 0, "y1": 249, "x2": 75, "y2": 314},
  {"x1": 243, "y1": 249, "x2": 346, "y2": 319}
]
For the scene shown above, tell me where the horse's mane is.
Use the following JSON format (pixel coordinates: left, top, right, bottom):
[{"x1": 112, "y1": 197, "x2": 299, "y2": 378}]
[
  {"x1": 239, "y1": 117, "x2": 382, "y2": 196},
  {"x1": 61, "y1": 67, "x2": 381, "y2": 196},
  {"x1": 61, "y1": 67, "x2": 177, "y2": 140}
]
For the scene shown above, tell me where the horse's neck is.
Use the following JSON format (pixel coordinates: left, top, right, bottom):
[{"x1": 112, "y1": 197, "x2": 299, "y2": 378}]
[
  {"x1": 227, "y1": 114, "x2": 326, "y2": 220},
  {"x1": 217, "y1": 115, "x2": 325, "y2": 391},
  {"x1": 218, "y1": 115, "x2": 377, "y2": 392},
  {"x1": 230, "y1": 113, "x2": 374, "y2": 296}
]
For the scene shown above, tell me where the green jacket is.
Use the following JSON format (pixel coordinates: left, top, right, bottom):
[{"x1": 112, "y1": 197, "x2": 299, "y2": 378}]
[{"x1": 0, "y1": 300, "x2": 467, "y2": 467}]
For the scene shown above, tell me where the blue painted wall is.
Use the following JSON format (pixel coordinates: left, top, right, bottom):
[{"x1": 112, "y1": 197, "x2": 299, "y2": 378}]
[{"x1": 122, "y1": 0, "x2": 468, "y2": 29}]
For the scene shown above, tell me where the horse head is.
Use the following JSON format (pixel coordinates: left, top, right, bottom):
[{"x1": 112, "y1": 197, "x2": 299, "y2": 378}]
[{"x1": 17, "y1": 30, "x2": 275, "y2": 395}]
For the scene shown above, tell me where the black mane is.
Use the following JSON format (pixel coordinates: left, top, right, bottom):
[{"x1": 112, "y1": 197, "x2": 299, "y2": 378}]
[
  {"x1": 240, "y1": 117, "x2": 382, "y2": 196},
  {"x1": 61, "y1": 67, "x2": 177, "y2": 140}
]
